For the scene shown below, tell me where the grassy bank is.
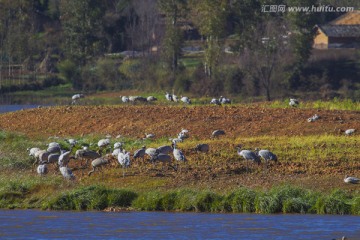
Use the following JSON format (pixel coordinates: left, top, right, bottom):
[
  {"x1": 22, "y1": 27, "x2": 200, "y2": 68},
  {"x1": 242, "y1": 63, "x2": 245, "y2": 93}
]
[
  {"x1": 0, "y1": 129, "x2": 359, "y2": 213},
  {"x1": 1, "y1": 183, "x2": 359, "y2": 215}
]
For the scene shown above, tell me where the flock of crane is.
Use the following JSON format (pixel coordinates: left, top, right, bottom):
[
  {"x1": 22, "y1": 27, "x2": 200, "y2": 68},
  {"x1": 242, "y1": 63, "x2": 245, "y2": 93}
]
[
  {"x1": 29, "y1": 125, "x2": 283, "y2": 182},
  {"x1": 40, "y1": 95, "x2": 357, "y2": 184}
]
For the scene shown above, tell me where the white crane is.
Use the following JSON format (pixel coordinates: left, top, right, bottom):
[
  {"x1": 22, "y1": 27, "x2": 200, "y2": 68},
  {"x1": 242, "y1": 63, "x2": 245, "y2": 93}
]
[
  {"x1": 210, "y1": 98, "x2": 221, "y2": 105},
  {"x1": 289, "y1": 98, "x2": 299, "y2": 107},
  {"x1": 219, "y1": 96, "x2": 231, "y2": 104},
  {"x1": 344, "y1": 129, "x2": 356, "y2": 136},
  {"x1": 344, "y1": 175, "x2": 359, "y2": 184},
  {"x1": 120, "y1": 96, "x2": 129, "y2": 103},
  {"x1": 71, "y1": 94, "x2": 84, "y2": 105},
  {"x1": 180, "y1": 96, "x2": 191, "y2": 104},
  {"x1": 165, "y1": 92, "x2": 173, "y2": 101},
  {"x1": 144, "y1": 133, "x2": 155, "y2": 139},
  {"x1": 147, "y1": 96, "x2": 157, "y2": 102}
]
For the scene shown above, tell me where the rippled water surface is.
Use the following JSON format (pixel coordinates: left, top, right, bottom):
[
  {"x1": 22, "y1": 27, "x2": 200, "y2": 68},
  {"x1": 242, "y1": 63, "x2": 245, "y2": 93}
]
[{"x1": 1, "y1": 210, "x2": 359, "y2": 239}]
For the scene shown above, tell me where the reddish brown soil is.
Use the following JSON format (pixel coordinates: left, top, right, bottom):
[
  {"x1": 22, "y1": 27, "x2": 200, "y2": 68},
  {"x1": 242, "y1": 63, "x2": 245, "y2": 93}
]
[
  {"x1": 0, "y1": 105, "x2": 358, "y2": 138},
  {"x1": 0, "y1": 105, "x2": 359, "y2": 192}
]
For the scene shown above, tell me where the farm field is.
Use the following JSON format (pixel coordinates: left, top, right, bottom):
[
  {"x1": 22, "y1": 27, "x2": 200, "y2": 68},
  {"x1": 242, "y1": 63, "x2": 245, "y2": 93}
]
[{"x1": 0, "y1": 103, "x2": 359, "y2": 212}]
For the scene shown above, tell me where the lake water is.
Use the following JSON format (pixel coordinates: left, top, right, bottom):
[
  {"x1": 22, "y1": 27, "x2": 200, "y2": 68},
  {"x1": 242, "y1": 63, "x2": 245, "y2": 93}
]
[
  {"x1": 0, "y1": 105, "x2": 42, "y2": 113},
  {"x1": 0, "y1": 210, "x2": 359, "y2": 239}
]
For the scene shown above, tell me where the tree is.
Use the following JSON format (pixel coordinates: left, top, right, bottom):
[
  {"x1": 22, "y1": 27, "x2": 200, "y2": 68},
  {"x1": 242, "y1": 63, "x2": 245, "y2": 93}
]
[
  {"x1": 190, "y1": 0, "x2": 228, "y2": 78},
  {"x1": 243, "y1": 20, "x2": 291, "y2": 101},
  {"x1": 60, "y1": 0, "x2": 106, "y2": 65},
  {"x1": 159, "y1": 0, "x2": 187, "y2": 72}
]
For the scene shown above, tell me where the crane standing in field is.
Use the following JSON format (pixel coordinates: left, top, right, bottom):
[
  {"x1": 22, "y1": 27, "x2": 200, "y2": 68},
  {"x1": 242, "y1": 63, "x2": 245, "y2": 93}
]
[
  {"x1": 236, "y1": 145, "x2": 261, "y2": 172},
  {"x1": 172, "y1": 143, "x2": 187, "y2": 172},
  {"x1": 88, "y1": 155, "x2": 111, "y2": 177},
  {"x1": 255, "y1": 148, "x2": 278, "y2": 170},
  {"x1": 118, "y1": 150, "x2": 131, "y2": 177},
  {"x1": 37, "y1": 161, "x2": 48, "y2": 176},
  {"x1": 71, "y1": 94, "x2": 84, "y2": 105}
]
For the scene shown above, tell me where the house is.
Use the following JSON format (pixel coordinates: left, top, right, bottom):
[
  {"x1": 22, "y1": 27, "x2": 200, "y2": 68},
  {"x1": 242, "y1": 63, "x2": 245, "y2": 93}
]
[{"x1": 313, "y1": 10, "x2": 360, "y2": 49}]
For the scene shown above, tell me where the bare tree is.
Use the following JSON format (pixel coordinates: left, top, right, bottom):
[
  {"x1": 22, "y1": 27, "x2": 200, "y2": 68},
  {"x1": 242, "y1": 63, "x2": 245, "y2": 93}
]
[{"x1": 241, "y1": 20, "x2": 292, "y2": 101}]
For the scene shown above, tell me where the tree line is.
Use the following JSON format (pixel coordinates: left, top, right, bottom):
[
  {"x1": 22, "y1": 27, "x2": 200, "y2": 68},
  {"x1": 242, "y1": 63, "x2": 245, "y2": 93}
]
[{"x1": 0, "y1": 0, "x2": 359, "y2": 100}]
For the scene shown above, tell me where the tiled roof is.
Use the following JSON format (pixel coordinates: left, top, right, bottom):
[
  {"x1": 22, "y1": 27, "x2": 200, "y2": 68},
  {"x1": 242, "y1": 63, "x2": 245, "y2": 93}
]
[
  {"x1": 318, "y1": 24, "x2": 360, "y2": 37},
  {"x1": 330, "y1": 10, "x2": 360, "y2": 25}
]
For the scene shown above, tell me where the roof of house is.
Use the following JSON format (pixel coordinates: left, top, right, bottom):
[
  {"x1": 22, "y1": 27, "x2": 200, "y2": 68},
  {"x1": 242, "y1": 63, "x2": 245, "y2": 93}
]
[
  {"x1": 317, "y1": 24, "x2": 360, "y2": 37},
  {"x1": 330, "y1": 10, "x2": 360, "y2": 25}
]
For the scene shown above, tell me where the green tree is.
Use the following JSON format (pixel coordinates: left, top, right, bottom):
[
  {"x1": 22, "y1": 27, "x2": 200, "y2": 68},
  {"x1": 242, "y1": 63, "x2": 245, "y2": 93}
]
[
  {"x1": 159, "y1": 0, "x2": 187, "y2": 72},
  {"x1": 190, "y1": 0, "x2": 228, "y2": 78},
  {"x1": 60, "y1": 0, "x2": 106, "y2": 65}
]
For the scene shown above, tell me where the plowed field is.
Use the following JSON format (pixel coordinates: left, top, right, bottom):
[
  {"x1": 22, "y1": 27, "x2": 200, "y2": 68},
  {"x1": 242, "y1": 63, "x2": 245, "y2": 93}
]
[
  {"x1": 0, "y1": 105, "x2": 358, "y2": 138},
  {"x1": 0, "y1": 105, "x2": 359, "y2": 192}
]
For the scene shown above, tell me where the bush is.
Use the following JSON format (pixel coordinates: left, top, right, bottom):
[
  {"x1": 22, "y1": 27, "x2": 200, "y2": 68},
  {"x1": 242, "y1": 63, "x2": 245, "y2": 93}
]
[
  {"x1": 226, "y1": 187, "x2": 257, "y2": 213},
  {"x1": 107, "y1": 189, "x2": 138, "y2": 207},
  {"x1": 173, "y1": 189, "x2": 197, "y2": 211},
  {"x1": 323, "y1": 190, "x2": 351, "y2": 215},
  {"x1": 194, "y1": 191, "x2": 222, "y2": 212},
  {"x1": 132, "y1": 191, "x2": 163, "y2": 211},
  {"x1": 45, "y1": 186, "x2": 137, "y2": 211}
]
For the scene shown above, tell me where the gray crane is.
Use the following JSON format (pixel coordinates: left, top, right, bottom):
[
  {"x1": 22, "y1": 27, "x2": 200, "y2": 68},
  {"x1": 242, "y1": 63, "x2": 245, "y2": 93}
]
[
  {"x1": 236, "y1": 145, "x2": 260, "y2": 172},
  {"x1": 344, "y1": 175, "x2": 359, "y2": 184},
  {"x1": 97, "y1": 138, "x2": 111, "y2": 154},
  {"x1": 47, "y1": 145, "x2": 61, "y2": 154},
  {"x1": 35, "y1": 150, "x2": 51, "y2": 166},
  {"x1": 37, "y1": 161, "x2": 48, "y2": 176},
  {"x1": 145, "y1": 147, "x2": 158, "y2": 158},
  {"x1": 134, "y1": 145, "x2": 146, "y2": 160},
  {"x1": 150, "y1": 153, "x2": 176, "y2": 171},
  {"x1": 74, "y1": 148, "x2": 101, "y2": 175},
  {"x1": 58, "y1": 147, "x2": 74, "y2": 167},
  {"x1": 212, "y1": 130, "x2": 225, "y2": 138},
  {"x1": 59, "y1": 166, "x2": 75, "y2": 180},
  {"x1": 157, "y1": 145, "x2": 172, "y2": 155},
  {"x1": 194, "y1": 143, "x2": 210, "y2": 153},
  {"x1": 172, "y1": 143, "x2": 187, "y2": 172},
  {"x1": 255, "y1": 148, "x2": 278, "y2": 170},
  {"x1": 88, "y1": 155, "x2": 111, "y2": 177},
  {"x1": 118, "y1": 150, "x2": 131, "y2": 177}
]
